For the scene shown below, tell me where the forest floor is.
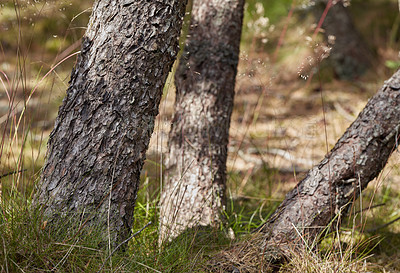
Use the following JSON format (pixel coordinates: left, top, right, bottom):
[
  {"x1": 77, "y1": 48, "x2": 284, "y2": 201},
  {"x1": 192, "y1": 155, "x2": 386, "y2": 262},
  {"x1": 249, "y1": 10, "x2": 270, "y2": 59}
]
[
  {"x1": 1, "y1": 0, "x2": 400, "y2": 272},
  {"x1": 143, "y1": 49, "x2": 400, "y2": 272}
]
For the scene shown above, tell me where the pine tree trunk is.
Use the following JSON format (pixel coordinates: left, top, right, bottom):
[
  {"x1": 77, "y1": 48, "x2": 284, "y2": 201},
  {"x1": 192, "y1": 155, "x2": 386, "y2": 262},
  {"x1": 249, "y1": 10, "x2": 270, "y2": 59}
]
[
  {"x1": 35, "y1": 0, "x2": 187, "y2": 248},
  {"x1": 313, "y1": 0, "x2": 372, "y2": 79},
  {"x1": 159, "y1": 0, "x2": 245, "y2": 243},
  {"x1": 212, "y1": 70, "x2": 400, "y2": 271}
]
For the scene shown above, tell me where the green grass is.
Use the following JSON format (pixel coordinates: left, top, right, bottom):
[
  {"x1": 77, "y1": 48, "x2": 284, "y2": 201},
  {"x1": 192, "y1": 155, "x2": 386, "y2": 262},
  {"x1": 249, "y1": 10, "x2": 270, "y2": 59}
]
[
  {"x1": 0, "y1": 176, "x2": 259, "y2": 272},
  {"x1": 2, "y1": 168, "x2": 400, "y2": 272}
]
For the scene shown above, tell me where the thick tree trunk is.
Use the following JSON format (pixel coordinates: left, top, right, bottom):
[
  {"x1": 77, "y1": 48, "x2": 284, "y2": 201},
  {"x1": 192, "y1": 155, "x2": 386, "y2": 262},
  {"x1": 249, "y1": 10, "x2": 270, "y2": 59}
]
[
  {"x1": 313, "y1": 0, "x2": 372, "y2": 79},
  {"x1": 159, "y1": 0, "x2": 245, "y2": 243},
  {"x1": 212, "y1": 70, "x2": 400, "y2": 272},
  {"x1": 35, "y1": 0, "x2": 187, "y2": 247}
]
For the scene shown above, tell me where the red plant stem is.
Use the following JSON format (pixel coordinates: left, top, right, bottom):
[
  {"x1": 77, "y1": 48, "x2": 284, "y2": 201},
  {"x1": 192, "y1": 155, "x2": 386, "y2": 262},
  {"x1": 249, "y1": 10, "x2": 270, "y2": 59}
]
[
  {"x1": 312, "y1": 0, "x2": 334, "y2": 41},
  {"x1": 303, "y1": 0, "x2": 334, "y2": 86}
]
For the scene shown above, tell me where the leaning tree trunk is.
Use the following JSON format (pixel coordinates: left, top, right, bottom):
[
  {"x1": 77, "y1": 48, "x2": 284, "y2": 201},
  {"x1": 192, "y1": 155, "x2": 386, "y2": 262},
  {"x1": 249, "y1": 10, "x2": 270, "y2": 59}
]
[
  {"x1": 212, "y1": 70, "x2": 400, "y2": 272},
  {"x1": 158, "y1": 0, "x2": 245, "y2": 243},
  {"x1": 35, "y1": 0, "x2": 188, "y2": 248},
  {"x1": 313, "y1": 0, "x2": 372, "y2": 79}
]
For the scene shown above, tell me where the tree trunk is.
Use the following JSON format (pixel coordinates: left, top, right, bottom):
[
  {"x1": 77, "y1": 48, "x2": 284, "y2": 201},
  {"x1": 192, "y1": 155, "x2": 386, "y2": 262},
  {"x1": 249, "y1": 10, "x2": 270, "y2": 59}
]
[
  {"x1": 313, "y1": 0, "x2": 372, "y2": 79},
  {"x1": 35, "y1": 0, "x2": 188, "y2": 248},
  {"x1": 212, "y1": 70, "x2": 400, "y2": 272},
  {"x1": 159, "y1": 0, "x2": 245, "y2": 243}
]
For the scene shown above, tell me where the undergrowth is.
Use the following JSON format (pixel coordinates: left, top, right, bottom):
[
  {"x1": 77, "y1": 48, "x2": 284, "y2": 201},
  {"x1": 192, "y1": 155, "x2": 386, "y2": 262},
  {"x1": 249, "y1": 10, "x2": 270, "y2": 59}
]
[
  {"x1": 1, "y1": 173, "x2": 399, "y2": 272},
  {"x1": 0, "y1": 178, "x2": 268, "y2": 272}
]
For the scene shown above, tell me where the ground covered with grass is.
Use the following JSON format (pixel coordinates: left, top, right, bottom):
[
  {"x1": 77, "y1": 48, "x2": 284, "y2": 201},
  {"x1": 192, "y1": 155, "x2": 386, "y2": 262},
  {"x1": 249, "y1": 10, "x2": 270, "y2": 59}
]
[{"x1": 1, "y1": 0, "x2": 400, "y2": 272}]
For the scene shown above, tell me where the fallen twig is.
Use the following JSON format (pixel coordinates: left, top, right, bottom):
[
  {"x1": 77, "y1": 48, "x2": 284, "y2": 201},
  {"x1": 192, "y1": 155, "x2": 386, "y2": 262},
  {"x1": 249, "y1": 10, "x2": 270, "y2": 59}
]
[
  {"x1": 0, "y1": 169, "x2": 27, "y2": 179},
  {"x1": 354, "y1": 203, "x2": 386, "y2": 214},
  {"x1": 366, "y1": 216, "x2": 400, "y2": 233},
  {"x1": 97, "y1": 221, "x2": 152, "y2": 273}
]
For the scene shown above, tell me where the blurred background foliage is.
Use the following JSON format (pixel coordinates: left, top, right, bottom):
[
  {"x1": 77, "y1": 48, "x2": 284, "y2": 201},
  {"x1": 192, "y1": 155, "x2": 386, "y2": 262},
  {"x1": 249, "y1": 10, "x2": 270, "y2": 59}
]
[{"x1": 1, "y1": 0, "x2": 399, "y2": 77}]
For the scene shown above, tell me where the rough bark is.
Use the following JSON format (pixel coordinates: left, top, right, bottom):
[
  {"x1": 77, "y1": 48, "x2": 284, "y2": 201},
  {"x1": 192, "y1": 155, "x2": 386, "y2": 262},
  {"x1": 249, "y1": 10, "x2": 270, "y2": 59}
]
[
  {"x1": 212, "y1": 70, "x2": 400, "y2": 272},
  {"x1": 313, "y1": 0, "x2": 372, "y2": 79},
  {"x1": 159, "y1": 0, "x2": 245, "y2": 243},
  {"x1": 36, "y1": 0, "x2": 187, "y2": 247}
]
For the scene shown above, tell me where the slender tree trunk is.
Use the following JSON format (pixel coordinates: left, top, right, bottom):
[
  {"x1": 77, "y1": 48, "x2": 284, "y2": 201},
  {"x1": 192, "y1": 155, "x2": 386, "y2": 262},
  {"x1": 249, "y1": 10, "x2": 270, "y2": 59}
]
[
  {"x1": 212, "y1": 70, "x2": 400, "y2": 271},
  {"x1": 35, "y1": 0, "x2": 188, "y2": 248},
  {"x1": 159, "y1": 0, "x2": 245, "y2": 243},
  {"x1": 313, "y1": 0, "x2": 372, "y2": 79}
]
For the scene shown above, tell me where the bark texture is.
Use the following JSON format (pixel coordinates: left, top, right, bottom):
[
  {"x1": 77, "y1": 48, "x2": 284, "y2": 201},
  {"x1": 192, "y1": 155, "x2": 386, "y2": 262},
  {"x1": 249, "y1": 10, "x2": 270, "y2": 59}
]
[
  {"x1": 313, "y1": 0, "x2": 372, "y2": 79},
  {"x1": 36, "y1": 0, "x2": 187, "y2": 247},
  {"x1": 159, "y1": 0, "x2": 245, "y2": 243},
  {"x1": 212, "y1": 70, "x2": 400, "y2": 272}
]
